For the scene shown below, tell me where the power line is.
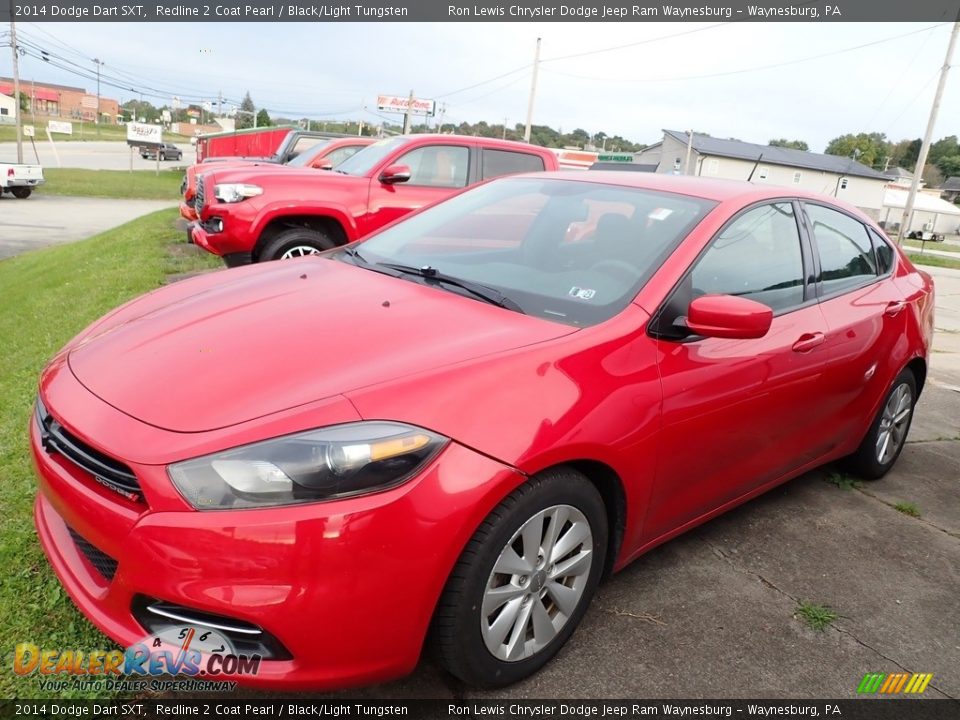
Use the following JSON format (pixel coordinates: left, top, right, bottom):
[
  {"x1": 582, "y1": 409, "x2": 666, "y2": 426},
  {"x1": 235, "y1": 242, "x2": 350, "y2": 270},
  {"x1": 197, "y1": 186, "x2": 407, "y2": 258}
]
[
  {"x1": 541, "y1": 22, "x2": 730, "y2": 63},
  {"x1": 540, "y1": 23, "x2": 950, "y2": 83}
]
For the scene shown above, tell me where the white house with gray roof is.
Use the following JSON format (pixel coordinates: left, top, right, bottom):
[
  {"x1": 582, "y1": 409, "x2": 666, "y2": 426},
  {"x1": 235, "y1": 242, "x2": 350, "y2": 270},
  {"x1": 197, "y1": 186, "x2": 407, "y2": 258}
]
[{"x1": 635, "y1": 130, "x2": 889, "y2": 220}]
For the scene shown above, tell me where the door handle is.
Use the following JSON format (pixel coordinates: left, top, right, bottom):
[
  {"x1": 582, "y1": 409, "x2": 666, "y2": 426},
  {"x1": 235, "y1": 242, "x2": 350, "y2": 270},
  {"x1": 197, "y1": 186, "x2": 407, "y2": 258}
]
[
  {"x1": 884, "y1": 301, "x2": 907, "y2": 317},
  {"x1": 792, "y1": 332, "x2": 825, "y2": 353}
]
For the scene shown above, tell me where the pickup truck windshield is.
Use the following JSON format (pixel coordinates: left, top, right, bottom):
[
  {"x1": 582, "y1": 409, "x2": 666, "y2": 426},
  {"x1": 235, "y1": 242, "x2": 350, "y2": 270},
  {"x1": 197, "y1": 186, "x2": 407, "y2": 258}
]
[{"x1": 334, "y1": 136, "x2": 411, "y2": 177}]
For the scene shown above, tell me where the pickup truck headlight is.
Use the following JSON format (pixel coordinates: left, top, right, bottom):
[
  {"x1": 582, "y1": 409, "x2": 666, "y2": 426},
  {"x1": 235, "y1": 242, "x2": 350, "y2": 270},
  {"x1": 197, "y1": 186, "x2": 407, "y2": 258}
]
[
  {"x1": 169, "y1": 422, "x2": 447, "y2": 510},
  {"x1": 213, "y1": 183, "x2": 263, "y2": 203}
]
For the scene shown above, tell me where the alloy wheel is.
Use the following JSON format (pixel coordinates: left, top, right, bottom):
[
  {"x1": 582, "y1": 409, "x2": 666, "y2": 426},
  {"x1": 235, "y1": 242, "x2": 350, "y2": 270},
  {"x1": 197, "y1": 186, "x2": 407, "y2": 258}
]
[
  {"x1": 280, "y1": 246, "x2": 322, "y2": 259},
  {"x1": 876, "y1": 382, "x2": 913, "y2": 465},
  {"x1": 480, "y1": 504, "x2": 593, "y2": 662}
]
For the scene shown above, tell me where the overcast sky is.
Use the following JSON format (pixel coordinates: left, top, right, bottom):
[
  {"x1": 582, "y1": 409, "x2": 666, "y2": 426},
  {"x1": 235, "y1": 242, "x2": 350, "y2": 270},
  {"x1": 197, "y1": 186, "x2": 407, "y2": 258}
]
[{"x1": 3, "y1": 21, "x2": 958, "y2": 154}]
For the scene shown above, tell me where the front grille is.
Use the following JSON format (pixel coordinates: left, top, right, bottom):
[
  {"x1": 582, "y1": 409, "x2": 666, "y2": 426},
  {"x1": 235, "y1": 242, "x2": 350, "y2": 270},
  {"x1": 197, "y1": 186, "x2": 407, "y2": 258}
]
[
  {"x1": 68, "y1": 527, "x2": 118, "y2": 581},
  {"x1": 36, "y1": 399, "x2": 142, "y2": 502},
  {"x1": 194, "y1": 175, "x2": 206, "y2": 212}
]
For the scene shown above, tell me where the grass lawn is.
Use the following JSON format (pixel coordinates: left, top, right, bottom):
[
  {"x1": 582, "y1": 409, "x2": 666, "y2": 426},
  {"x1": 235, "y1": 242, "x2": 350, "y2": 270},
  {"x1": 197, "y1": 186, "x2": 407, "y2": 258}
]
[
  {"x1": 0, "y1": 124, "x2": 193, "y2": 144},
  {"x1": 904, "y1": 239, "x2": 960, "y2": 254},
  {"x1": 906, "y1": 252, "x2": 960, "y2": 270},
  {"x1": 38, "y1": 169, "x2": 183, "y2": 200},
  {"x1": 0, "y1": 210, "x2": 221, "y2": 699}
]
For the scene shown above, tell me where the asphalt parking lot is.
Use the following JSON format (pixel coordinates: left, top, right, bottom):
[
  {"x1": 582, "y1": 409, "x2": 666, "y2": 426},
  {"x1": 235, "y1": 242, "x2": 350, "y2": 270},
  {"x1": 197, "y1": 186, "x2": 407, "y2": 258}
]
[
  {"x1": 0, "y1": 194, "x2": 176, "y2": 260},
  {"x1": 0, "y1": 140, "x2": 194, "y2": 171}
]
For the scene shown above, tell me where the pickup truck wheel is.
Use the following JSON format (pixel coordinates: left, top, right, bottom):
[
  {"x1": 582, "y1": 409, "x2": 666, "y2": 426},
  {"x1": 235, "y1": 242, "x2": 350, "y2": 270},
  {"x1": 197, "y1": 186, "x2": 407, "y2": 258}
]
[
  {"x1": 261, "y1": 228, "x2": 336, "y2": 262},
  {"x1": 11, "y1": 187, "x2": 32, "y2": 199}
]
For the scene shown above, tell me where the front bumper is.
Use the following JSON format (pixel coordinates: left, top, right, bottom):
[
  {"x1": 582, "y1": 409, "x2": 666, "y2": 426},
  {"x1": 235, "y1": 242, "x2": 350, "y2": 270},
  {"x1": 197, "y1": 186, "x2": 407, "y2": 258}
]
[
  {"x1": 31, "y1": 387, "x2": 523, "y2": 689},
  {"x1": 179, "y1": 201, "x2": 198, "y2": 222}
]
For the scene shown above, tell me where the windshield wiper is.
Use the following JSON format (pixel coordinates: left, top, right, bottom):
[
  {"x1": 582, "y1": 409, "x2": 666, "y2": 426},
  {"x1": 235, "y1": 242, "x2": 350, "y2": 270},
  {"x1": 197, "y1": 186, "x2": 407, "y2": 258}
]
[{"x1": 375, "y1": 262, "x2": 524, "y2": 313}]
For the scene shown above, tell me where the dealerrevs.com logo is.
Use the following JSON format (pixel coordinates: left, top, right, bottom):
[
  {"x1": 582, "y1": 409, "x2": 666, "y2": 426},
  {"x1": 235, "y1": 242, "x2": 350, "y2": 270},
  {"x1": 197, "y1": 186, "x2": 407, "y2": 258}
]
[{"x1": 13, "y1": 625, "x2": 259, "y2": 692}]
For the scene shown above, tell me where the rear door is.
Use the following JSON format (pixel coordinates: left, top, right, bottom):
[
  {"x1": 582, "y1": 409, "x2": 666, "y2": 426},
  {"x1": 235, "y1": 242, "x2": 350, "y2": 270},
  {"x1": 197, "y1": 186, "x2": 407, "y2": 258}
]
[
  {"x1": 800, "y1": 203, "x2": 908, "y2": 454},
  {"x1": 646, "y1": 200, "x2": 833, "y2": 539},
  {"x1": 362, "y1": 143, "x2": 472, "y2": 236}
]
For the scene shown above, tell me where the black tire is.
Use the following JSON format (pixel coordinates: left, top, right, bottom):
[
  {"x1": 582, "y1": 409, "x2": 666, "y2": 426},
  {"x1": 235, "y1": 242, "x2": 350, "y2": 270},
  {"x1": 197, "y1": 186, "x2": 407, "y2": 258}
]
[
  {"x1": 842, "y1": 368, "x2": 917, "y2": 480},
  {"x1": 11, "y1": 187, "x2": 32, "y2": 199},
  {"x1": 433, "y1": 467, "x2": 608, "y2": 688},
  {"x1": 259, "y1": 227, "x2": 336, "y2": 262}
]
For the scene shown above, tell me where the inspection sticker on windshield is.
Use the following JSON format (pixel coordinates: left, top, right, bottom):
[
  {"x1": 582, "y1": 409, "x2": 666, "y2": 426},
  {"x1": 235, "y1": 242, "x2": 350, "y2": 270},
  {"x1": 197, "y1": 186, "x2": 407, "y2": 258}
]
[
  {"x1": 649, "y1": 207, "x2": 673, "y2": 221},
  {"x1": 569, "y1": 287, "x2": 596, "y2": 300}
]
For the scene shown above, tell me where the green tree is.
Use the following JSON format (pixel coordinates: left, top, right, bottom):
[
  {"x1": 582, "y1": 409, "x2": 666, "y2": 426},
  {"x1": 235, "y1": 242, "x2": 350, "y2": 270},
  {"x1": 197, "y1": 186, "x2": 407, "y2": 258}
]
[
  {"x1": 255, "y1": 109, "x2": 272, "y2": 127},
  {"x1": 930, "y1": 135, "x2": 959, "y2": 164},
  {"x1": 936, "y1": 155, "x2": 960, "y2": 178},
  {"x1": 769, "y1": 138, "x2": 809, "y2": 151},
  {"x1": 236, "y1": 91, "x2": 256, "y2": 130},
  {"x1": 824, "y1": 132, "x2": 890, "y2": 168}
]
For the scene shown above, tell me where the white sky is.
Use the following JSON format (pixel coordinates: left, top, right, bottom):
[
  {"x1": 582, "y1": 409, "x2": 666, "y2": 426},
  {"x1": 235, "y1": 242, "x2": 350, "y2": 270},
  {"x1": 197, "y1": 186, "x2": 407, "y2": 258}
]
[{"x1": 3, "y1": 21, "x2": 958, "y2": 155}]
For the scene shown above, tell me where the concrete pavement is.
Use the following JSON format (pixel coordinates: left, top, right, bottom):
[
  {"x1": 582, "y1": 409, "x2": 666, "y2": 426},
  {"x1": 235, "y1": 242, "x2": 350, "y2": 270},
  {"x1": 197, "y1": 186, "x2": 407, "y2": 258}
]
[{"x1": 0, "y1": 194, "x2": 176, "y2": 260}]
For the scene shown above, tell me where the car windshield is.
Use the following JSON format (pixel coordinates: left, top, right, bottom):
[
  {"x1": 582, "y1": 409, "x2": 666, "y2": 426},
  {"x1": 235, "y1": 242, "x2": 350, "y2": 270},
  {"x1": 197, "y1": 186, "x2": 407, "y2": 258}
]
[
  {"x1": 286, "y1": 139, "x2": 333, "y2": 167},
  {"x1": 340, "y1": 177, "x2": 716, "y2": 327},
  {"x1": 333, "y1": 136, "x2": 411, "y2": 176}
]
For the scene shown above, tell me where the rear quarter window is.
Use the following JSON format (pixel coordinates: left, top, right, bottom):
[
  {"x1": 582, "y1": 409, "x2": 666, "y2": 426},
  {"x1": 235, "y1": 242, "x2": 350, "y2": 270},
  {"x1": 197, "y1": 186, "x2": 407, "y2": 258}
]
[{"x1": 481, "y1": 149, "x2": 546, "y2": 180}]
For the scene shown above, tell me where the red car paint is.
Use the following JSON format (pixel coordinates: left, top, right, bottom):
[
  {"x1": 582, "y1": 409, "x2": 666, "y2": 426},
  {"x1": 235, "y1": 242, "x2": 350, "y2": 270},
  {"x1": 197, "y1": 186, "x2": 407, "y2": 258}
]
[
  {"x1": 190, "y1": 134, "x2": 559, "y2": 265},
  {"x1": 32, "y1": 173, "x2": 933, "y2": 690}
]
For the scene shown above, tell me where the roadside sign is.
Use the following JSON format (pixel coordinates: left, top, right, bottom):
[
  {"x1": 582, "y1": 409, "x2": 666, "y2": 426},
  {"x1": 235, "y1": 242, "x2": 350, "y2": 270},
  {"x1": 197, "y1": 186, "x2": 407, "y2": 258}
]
[
  {"x1": 23, "y1": 125, "x2": 35, "y2": 137},
  {"x1": 377, "y1": 94, "x2": 436, "y2": 116},
  {"x1": 47, "y1": 120, "x2": 73, "y2": 135},
  {"x1": 127, "y1": 122, "x2": 162, "y2": 146},
  {"x1": 597, "y1": 153, "x2": 635, "y2": 163},
  {"x1": 162, "y1": 110, "x2": 171, "y2": 122}
]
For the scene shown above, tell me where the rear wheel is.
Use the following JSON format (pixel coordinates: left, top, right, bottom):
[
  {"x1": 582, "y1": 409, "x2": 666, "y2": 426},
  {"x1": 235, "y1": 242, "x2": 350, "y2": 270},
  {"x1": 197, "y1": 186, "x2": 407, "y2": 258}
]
[
  {"x1": 433, "y1": 468, "x2": 607, "y2": 687},
  {"x1": 11, "y1": 187, "x2": 32, "y2": 199},
  {"x1": 842, "y1": 368, "x2": 917, "y2": 480},
  {"x1": 259, "y1": 228, "x2": 336, "y2": 262}
]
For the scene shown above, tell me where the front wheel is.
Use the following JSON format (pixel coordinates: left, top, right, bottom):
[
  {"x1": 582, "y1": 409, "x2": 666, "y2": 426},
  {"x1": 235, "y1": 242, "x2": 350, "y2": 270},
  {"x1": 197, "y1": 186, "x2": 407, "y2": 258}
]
[
  {"x1": 11, "y1": 187, "x2": 32, "y2": 199},
  {"x1": 259, "y1": 227, "x2": 336, "y2": 262},
  {"x1": 433, "y1": 467, "x2": 608, "y2": 687},
  {"x1": 842, "y1": 368, "x2": 917, "y2": 480}
]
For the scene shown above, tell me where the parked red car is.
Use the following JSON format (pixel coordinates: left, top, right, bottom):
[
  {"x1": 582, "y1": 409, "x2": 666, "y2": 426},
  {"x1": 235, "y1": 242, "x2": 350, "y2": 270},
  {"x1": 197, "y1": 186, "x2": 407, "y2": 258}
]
[
  {"x1": 190, "y1": 134, "x2": 559, "y2": 265},
  {"x1": 179, "y1": 137, "x2": 374, "y2": 222},
  {"x1": 32, "y1": 174, "x2": 933, "y2": 690}
]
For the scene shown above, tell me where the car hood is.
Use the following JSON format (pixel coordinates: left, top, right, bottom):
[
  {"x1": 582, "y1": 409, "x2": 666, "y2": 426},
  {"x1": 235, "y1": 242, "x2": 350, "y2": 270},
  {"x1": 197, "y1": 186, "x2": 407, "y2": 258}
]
[{"x1": 67, "y1": 259, "x2": 573, "y2": 433}]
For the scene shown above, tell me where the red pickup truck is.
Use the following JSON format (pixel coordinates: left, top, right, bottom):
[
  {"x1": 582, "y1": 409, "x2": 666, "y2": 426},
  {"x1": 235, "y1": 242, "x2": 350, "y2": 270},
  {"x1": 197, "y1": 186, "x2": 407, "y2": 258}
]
[
  {"x1": 179, "y1": 136, "x2": 374, "y2": 222},
  {"x1": 191, "y1": 134, "x2": 559, "y2": 266}
]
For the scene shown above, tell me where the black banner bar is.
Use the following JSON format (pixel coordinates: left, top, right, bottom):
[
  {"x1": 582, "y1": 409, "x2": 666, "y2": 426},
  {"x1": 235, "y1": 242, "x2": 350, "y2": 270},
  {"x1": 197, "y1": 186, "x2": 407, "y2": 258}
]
[
  {"x1": 1, "y1": 0, "x2": 960, "y2": 23},
  {"x1": 2, "y1": 699, "x2": 960, "y2": 720}
]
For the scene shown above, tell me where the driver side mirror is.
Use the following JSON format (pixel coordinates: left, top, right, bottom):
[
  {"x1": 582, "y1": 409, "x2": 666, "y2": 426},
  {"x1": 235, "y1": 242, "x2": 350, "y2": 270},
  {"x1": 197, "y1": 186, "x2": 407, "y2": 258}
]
[
  {"x1": 379, "y1": 164, "x2": 411, "y2": 185},
  {"x1": 686, "y1": 294, "x2": 772, "y2": 339}
]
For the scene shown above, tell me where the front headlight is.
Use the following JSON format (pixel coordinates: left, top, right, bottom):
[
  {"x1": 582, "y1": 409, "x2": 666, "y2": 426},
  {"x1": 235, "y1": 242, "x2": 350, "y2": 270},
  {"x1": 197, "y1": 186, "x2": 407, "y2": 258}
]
[
  {"x1": 213, "y1": 183, "x2": 263, "y2": 203},
  {"x1": 169, "y1": 422, "x2": 447, "y2": 510}
]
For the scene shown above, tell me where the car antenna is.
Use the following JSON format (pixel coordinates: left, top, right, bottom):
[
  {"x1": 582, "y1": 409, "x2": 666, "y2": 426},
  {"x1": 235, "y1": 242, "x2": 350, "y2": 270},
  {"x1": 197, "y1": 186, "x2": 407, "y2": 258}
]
[{"x1": 747, "y1": 153, "x2": 764, "y2": 182}]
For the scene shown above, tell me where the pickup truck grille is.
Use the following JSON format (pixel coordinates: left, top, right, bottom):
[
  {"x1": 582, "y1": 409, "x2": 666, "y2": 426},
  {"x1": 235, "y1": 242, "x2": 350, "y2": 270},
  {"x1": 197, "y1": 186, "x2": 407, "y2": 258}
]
[{"x1": 195, "y1": 175, "x2": 206, "y2": 212}]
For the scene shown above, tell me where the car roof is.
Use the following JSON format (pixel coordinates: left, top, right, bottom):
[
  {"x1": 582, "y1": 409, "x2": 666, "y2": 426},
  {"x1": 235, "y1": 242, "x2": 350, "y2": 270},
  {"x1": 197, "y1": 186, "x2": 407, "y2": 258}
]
[
  {"x1": 521, "y1": 171, "x2": 866, "y2": 210},
  {"x1": 394, "y1": 134, "x2": 554, "y2": 154}
]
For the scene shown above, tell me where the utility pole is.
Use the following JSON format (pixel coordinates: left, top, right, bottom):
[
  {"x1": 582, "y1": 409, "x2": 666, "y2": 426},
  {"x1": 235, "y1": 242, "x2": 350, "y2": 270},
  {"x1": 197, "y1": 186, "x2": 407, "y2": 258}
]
[
  {"x1": 503, "y1": 117, "x2": 508, "y2": 140},
  {"x1": 11, "y1": 13, "x2": 23, "y2": 163},
  {"x1": 683, "y1": 130, "x2": 694, "y2": 175},
  {"x1": 402, "y1": 89, "x2": 414, "y2": 134},
  {"x1": 218, "y1": 90, "x2": 222, "y2": 119},
  {"x1": 93, "y1": 57, "x2": 104, "y2": 128},
  {"x1": 524, "y1": 37, "x2": 541, "y2": 143},
  {"x1": 897, "y1": 15, "x2": 959, "y2": 245}
]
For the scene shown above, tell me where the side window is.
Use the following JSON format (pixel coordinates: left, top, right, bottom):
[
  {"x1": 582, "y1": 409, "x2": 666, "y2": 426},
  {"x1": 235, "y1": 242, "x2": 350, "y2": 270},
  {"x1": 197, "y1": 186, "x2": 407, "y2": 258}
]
[
  {"x1": 869, "y1": 228, "x2": 895, "y2": 275},
  {"x1": 323, "y1": 145, "x2": 363, "y2": 167},
  {"x1": 805, "y1": 204, "x2": 877, "y2": 295},
  {"x1": 690, "y1": 202, "x2": 805, "y2": 312},
  {"x1": 481, "y1": 149, "x2": 545, "y2": 180},
  {"x1": 395, "y1": 145, "x2": 469, "y2": 188}
]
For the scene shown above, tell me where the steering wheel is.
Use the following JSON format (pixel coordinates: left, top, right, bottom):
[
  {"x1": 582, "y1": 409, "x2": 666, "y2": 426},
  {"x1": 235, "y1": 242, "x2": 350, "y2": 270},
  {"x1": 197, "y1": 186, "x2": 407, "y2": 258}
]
[{"x1": 590, "y1": 259, "x2": 638, "y2": 284}]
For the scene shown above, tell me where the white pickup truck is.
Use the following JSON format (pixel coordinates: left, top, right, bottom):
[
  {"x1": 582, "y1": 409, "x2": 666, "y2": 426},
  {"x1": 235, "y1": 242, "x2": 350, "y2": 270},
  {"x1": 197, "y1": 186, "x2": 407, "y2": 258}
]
[{"x1": 0, "y1": 162, "x2": 45, "y2": 199}]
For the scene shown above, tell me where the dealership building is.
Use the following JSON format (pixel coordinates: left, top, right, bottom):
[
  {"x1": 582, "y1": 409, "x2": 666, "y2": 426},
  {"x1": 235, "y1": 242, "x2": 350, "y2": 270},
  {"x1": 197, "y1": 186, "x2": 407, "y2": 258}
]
[{"x1": 0, "y1": 77, "x2": 120, "y2": 124}]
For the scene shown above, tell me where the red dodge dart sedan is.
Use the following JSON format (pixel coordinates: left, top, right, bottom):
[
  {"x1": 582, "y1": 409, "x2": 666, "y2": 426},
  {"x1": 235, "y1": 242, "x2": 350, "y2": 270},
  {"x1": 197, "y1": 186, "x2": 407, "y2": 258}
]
[{"x1": 31, "y1": 173, "x2": 933, "y2": 690}]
